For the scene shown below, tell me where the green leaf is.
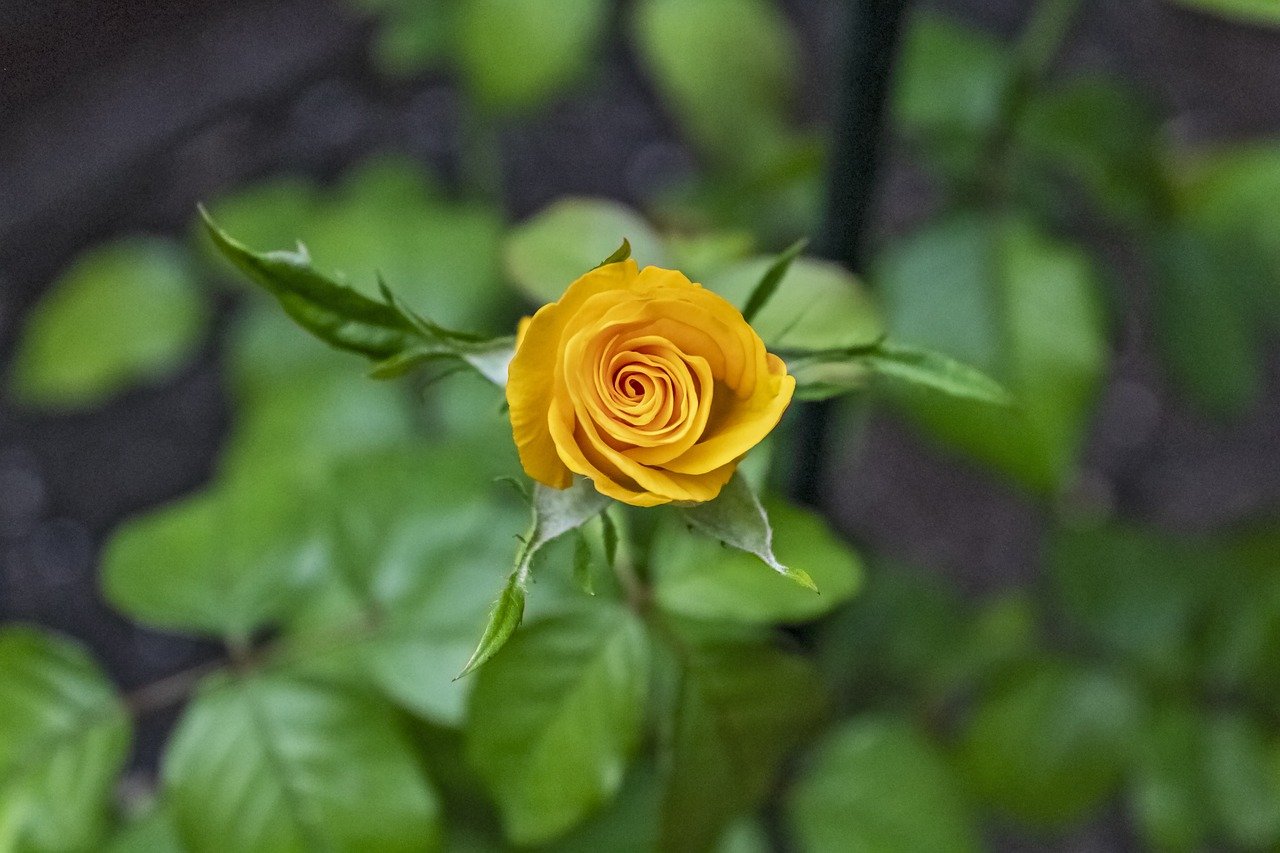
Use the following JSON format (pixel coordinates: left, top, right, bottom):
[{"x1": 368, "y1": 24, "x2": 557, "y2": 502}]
[
  {"x1": 654, "y1": 629, "x2": 824, "y2": 853},
  {"x1": 1015, "y1": 78, "x2": 1166, "y2": 228},
  {"x1": 1151, "y1": 223, "x2": 1264, "y2": 417},
  {"x1": 1050, "y1": 525, "x2": 1209, "y2": 682},
  {"x1": 459, "y1": 479, "x2": 613, "y2": 677},
  {"x1": 1205, "y1": 712, "x2": 1280, "y2": 849},
  {"x1": 597, "y1": 239, "x2": 633, "y2": 268},
  {"x1": 790, "y1": 341, "x2": 1013, "y2": 405},
  {"x1": 201, "y1": 207, "x2": 415, "y2": 357},
  {"x1": 1129, "y1": 702, "x2": 1213, "y2": 853},
  {"x1": 787, "y1": 717, "x2": 981, "y2": 853},
  {"x1": 681, "y1": 473, "x2": 817, "y2": 591},
  {"x1": 878, "y1": 215, "x2": 1107, "y2": 494},
  {"x1": 632, "y1": 0, "x2": 799, "y2": 170},
  {"x1": 467, "y1": 607, "x2": 650, "y2": 845},
  {"x1": 504, "y1": 199, "x2": 669, "y2": 304},
  {"x1": 10, "y1": 237, "x2": 207, "y2": 408},
  {"x1": 893, "y1": 13, "x2": 1013, "y2": 176},
  {"x1": 164, "y1": 673, "x2": 441, "y2": 853},
  {"x1": 107, "y1": 802, "x2": 186, "y2": 853},
  {"x1": 1169, "y1": 0, "x2": 1280, "y2": 26},
  {"x1": 705, "y1": 256, "x2": 882, "y2": 352},
  {"x1": 195, "y1": 176, "x2": 321, "y2": 275},
  {"x1": 101, "y1": 468, "x2": 323, "y2": 640},
  {"x1": 203, "y1": 204, "x2": 511, "y2": 389},
  {"x1": 357, "y1": 0, "x2": 451, "y2": 76},
  {"x1": 0, "y1": 627, "x2": 130, "y2": 852},
  {"x1": 454, "y1": 0, "x2": 610, "y2": 110},
  {"x1": 741, "y1": 238, "x2": 807, "y2": 323},
  {"x1": 957, "y1": 662, "x2": 1142, "y2": 827},
  {"x1": 653, "y1": 497, "x2": 860, "y2": 624}
]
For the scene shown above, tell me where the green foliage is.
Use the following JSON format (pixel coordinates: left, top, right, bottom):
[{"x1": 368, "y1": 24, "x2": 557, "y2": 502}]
[
  {"x1": 164, "y1": 673, "x2": 442, "y2": 852},
  {"x1": 878, "y1": 215, "x2": 1107, "y2": 494},
  {"x1": 467, "y1": 607, "x2": 649, "y2": 845},
  {"x1": 0, "y1": 628, "x2": 130, "y2": 852},
  {"x1": 957, "y1": 662, "x2": 1143, "y2": 827},
  {"x1": 787, "y1": 718, "x2": 981, "y2": 853},
  {"x1": 10, "y1": 237, "x2": 208, "y2": 408}
]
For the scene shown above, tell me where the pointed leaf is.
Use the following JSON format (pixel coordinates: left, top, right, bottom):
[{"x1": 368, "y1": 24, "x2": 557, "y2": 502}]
[
  {"x1": 457, "y1": 571, "x2": 528, "y2": 679},
  {"x1": 681, "y1": 473, "x2": 816, "y2": 590},
  {"x1": 863, "y1": 341, "x2": 1013, "y2": 405},
  {"x1": 573, "y1": 533, "x2": 596, "y2": 596},
  {"x1": 459, "y1": 479, "x2": 612, "y2": 676},
  {"x1": 200, "y1": 207, "x2": 415, "y2": 358},
  {"x1": 741, "y1": 237, "x2": 807, "y2": 323},
  {"x1": 598, "y1": 239, "x2": 633, "y2": 267}
]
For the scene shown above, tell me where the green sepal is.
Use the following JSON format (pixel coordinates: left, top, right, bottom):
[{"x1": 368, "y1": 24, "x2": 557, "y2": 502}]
[
  {"x1": 741, "y1": 237, "x2": 807, "y2": 323},
  {"x1": 681, "y1": 472, "x2": 817, "y2": 591},
  {"x1": 458, "y1": 479, "x2": 613, "y2": 677},
  {"x1": 597, "y1": 238, "x2": 633, "y2": 268}
]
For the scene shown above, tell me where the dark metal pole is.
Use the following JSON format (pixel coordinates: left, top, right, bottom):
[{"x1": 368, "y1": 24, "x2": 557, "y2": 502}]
[{"x1": 790, "y1": 0, "x2": 912, "y2": 507}]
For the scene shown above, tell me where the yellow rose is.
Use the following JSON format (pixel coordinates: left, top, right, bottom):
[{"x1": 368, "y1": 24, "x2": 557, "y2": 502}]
[{"x1": 506, "y1": 260, "x2": 796, "y2": 507}]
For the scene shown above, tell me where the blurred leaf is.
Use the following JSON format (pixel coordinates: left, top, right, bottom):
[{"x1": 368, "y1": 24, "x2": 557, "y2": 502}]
[
  {"x1": 878, "y1": 215, "x2": 1107, "y2": 495},
  {"x1": 1129, "y1": 702, "x2": 1212, "y2": 853},
  {"x1": 1168, "y1": 0, "x2": 1280, "y2": 26},
  {"x1": 787, "y1": 717, "x2": 981, "y2": 853},
  {"x1": 164, "y1": 673, "x2": 441, "y2": 853},
  {"x1": 542, "y1": 759, "x2": 662, "y2": 853},
  {"x1": 705, "y1": 257, "x2": 883, "y2": 352},
  {"x1": 356, "y1": 0, "x2": 452, "y2": 76},
  {"x1": 226, "y1": 299, "x2": 360, "y2": 403},
  {"x1": 454, "y1": 0, "x2": 609, "y2": 110},
  {"x1": 1050, "y1": 525, "x2": 1209, "y2": 683},
  {"x1": 893, "y1": 13, "x2": 1013, "y2": 175},
  {"x1": 815, "y1": 565, "x2": 990, "y2": 709},
  {"x1": 0, "y1": 627, "x2": 130, "y2": 852},
  {"x1": 467, "y1": 607, "x2": 649, "y2": 845},
  {"x1": 654, "y1": 629, "x2": 824, "y2": 853},
  {"x1": 1201, "y1": 528, "x2": 1280, "y2": 701},
  {"x1": 222, "y1": 369, "x2": 416, "y2": 480},
  {"x1": 666, "y1": 231, "x2": 756, "y2": 282},
  {"x1": 504, "y1": 199, "x2": 670, "y2": 304},
  {"x1": 1016, "y1": 77, "x2": 1166, "y2": 227},
  {"x1": 958, "y1": 662, "x2": 1143, "y2": 827},
  {"x1": 1151, "y1": 224, "x2": 1264, "y2": 417},
  {"x1": 1205, "y1": 713, "x2": 1280, "y2": 849},
  {"x1": 459, "y1": 479, "x2": 613, "y2": 677},
  {"x1": 682, "y1": 473, "x2": 817, "y2": 591},
  {"x1": 10, "y1": 237, "x2": 207, "y2": 408},
  {"x1": 102, "y1": 467, "x2": 324, "y2": 640},
  {"x1": 107, "y1": 802, "x2": 186, "y2": 853},
  {"x1": 652, "y1": 497, "x2": 860, "y2": 624},
  {"x1": 632, "y1": 0, "x2": 800, "y2": 170}
]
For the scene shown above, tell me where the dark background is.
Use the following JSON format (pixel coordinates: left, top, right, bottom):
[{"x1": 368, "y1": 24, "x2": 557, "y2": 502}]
[{"x1": 3, "y1": 0, "x2": 1280, "y2": 840}]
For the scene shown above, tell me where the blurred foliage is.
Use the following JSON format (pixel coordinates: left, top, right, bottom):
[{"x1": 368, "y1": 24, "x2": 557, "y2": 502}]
[{"x1": 5, "y1": 1, "x2": 1280, "y2": 851}]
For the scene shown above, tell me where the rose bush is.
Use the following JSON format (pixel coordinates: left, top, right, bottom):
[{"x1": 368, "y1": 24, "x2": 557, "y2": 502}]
[{"x1": 507, "y1": 259, "x2": 795, "y2": 506}]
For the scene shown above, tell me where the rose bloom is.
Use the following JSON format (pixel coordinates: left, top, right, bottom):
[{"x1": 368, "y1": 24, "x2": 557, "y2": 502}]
[{"x1": 506, "y1": 259, "x2": 795, "y2": 507}]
